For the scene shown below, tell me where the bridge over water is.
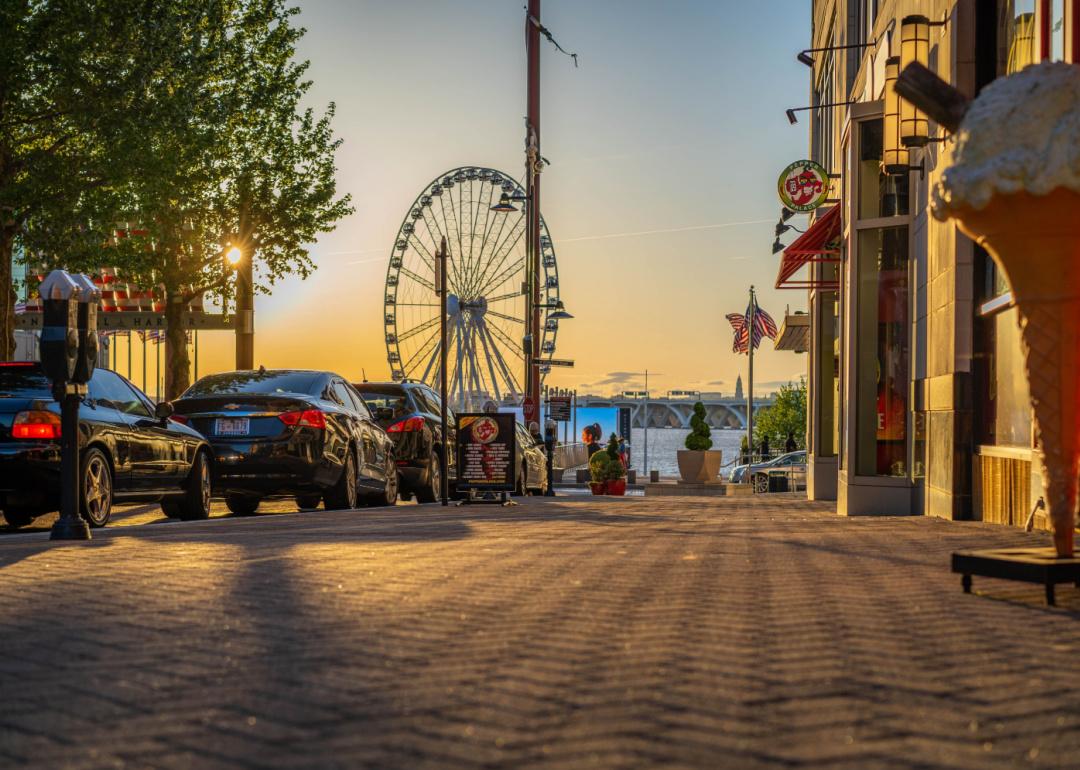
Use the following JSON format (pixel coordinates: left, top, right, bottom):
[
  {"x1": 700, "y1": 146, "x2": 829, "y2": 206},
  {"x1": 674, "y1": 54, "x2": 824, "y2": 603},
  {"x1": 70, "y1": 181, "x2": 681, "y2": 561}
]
[{"x1": 578, "y1": 395, "x2": 774, "y2": 430}]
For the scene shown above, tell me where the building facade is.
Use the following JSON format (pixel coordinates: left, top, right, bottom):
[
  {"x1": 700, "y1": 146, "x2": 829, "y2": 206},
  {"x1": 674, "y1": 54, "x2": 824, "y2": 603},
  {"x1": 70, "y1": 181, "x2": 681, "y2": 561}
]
[{"x1": 783, "y1": 0, "x2": 1080, "y2": 527}]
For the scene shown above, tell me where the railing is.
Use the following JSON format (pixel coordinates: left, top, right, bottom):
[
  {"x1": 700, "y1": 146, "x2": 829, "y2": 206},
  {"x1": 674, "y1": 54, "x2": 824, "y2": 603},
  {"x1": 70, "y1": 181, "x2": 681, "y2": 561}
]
[{"x1": 552, "y1": 442, "x2": 589, "y2": 471}]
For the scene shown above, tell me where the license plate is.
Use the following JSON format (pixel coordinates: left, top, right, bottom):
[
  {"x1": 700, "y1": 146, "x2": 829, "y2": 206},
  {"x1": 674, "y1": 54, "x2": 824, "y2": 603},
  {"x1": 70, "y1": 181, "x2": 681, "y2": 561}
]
[{"x1": 215, "y1": 417, "x2": 250, "y2": 436}]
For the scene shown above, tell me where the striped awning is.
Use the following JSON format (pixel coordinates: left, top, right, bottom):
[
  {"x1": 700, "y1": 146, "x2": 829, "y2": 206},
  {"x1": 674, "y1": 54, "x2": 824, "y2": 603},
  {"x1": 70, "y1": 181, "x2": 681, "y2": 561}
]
[{"x1": 775, "y1": 205, "x2": 841, "y2": 290}]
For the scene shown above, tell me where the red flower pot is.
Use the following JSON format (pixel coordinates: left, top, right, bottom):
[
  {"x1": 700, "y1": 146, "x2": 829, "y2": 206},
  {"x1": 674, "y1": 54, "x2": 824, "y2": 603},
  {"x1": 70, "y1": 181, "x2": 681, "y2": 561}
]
[
  {"x1": 606, "y1": 478, "x2": 626, "y2": 496},
  {"x1": 589, "y1": 481, "x2": 607, "y2": 495}
]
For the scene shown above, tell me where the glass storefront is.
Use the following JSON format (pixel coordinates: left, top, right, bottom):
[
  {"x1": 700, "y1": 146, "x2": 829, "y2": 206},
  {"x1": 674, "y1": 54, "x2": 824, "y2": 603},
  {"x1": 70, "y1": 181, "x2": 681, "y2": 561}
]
[{"x1": 855, "y1": 227, "x2": 909, "y2": 477}]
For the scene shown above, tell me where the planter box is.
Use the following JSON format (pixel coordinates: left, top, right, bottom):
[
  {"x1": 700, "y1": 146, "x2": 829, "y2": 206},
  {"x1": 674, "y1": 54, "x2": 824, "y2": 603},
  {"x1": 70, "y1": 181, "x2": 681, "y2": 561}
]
[
  {"x1": 606, "y1": 478, "x2": 626, "y2": 496},
  {"x1": 677, "y1": 450, "x2": 723, "y2": 483}
]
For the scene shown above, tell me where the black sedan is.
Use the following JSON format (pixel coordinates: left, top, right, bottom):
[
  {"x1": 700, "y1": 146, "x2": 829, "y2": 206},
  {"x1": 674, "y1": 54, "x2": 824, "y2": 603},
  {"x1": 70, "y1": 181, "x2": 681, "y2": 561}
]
[
  {"x1": 173, "y1": 369, "x2": 397, "y2": 514},
  {"x1": 0, "y1": 362, "x2": 213, "y2": 528},
  {"x1": 354, "y1": 380, "x2": 456, "y2": 503}
]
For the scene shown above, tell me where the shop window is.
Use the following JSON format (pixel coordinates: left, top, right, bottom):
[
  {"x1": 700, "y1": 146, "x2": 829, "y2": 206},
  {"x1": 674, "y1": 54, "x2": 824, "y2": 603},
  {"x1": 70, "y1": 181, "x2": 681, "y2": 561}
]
[
  {"x1": 855, "y1": 227, "x2": 909, "y2": 477},
  {"x1": 998, "y1": 1, "x2": 1038, "y2": 73},
  {"x1": 1047, "y1": 0, "x2": 1066, "y2": 60},
  {"x1": 858, "y1": 121, "x2": 908, "y2": 219},
  {"x1": 816, "y1": 280, "x2": 839, "y2": 458}
]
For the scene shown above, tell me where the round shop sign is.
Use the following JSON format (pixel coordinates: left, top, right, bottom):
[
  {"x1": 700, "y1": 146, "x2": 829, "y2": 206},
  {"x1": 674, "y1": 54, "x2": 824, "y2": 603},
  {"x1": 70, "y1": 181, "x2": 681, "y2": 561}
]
[
  {"x1": 471, "y1": 416, "x2": 500, "y2": 444},
  {"x1": 777, "y1": 160, "x2": 831, "y2": 212}
]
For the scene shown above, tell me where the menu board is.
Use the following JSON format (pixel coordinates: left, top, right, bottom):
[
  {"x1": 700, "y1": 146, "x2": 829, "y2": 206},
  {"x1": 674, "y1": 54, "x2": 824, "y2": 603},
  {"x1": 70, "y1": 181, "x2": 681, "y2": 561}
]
[{"x1": 456, "y1": 413, "x2": 516, "y2": 492}]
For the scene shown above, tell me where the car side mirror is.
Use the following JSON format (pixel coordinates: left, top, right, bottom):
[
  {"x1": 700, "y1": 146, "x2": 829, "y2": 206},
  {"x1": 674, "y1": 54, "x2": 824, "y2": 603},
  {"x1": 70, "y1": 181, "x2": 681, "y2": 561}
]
[
  {"x1": 375, "y1": 406, "x2": 394, "y2": 421},
  {"x1": 155, "y1": 401, "x2": 174, "y2": 423}
]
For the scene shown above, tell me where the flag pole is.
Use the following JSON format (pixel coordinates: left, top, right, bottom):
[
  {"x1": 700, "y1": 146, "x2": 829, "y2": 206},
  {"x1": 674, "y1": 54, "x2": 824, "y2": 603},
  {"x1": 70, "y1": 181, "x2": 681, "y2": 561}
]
[{"x1": 746, "y1": 285, "x2": 755, "y2": 484}]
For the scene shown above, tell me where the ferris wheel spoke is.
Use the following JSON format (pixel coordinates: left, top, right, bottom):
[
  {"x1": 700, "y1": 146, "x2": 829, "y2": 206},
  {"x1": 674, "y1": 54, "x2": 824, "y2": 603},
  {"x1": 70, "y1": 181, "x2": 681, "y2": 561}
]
[
  {"x1": 486, "y1": 310, "x2": 524, "y2": 324},
  {"x1": 475, "y1": 319, "x2": 507, "y2": 401},
  {"x1": 486, "y1": 322, "x2": 525, "y2": 361},
  {"x1": 394, "y1": 302, "x2": 439, "y2": 307},
  {"x1": 402, "y1": 327, "x2": 441, "y2": 377},
  {"x1": 397, "y1": 314, "x2": 440, "y2": 343},
  {"x1": 479, "y1": 319, "x2": 521, "y2": 397},
  {"x1": 464, "y1": 183, "x2": 497, "y2": 296},
  {"x1": 399, "y1": 265, "x2": 435, "y2": 293},
  {"x1": 476, "y1": 258, "x2": 526, "y2": 303},
  {"x1": 406, "y1": 234, "x2": 436, "y2": 272},
  {"x1": 471, "y1": 224, "x2": 526, "y2": 300},
  {"x1": 420, "y1": 321, "x2": 449, "y2": 385},
  {"x1": 484, "y1": 291, "x2": 521, "y2": 304},
  {"x1": 438, "y1": 190, "x2": 465, "y2": 291}
]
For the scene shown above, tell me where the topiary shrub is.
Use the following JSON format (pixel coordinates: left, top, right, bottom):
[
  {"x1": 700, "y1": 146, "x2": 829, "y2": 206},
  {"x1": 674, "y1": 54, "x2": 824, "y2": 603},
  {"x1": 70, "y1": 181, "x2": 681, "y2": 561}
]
[
  {"x1": 589, "y1": 448, "x2": 614, "y2": 483},
  {"x1": 605, "y1": 433, "x2": 625, "y2": 479},
  {"x1": 684, "y1": 401, "x2": 713, "y2": 451}
]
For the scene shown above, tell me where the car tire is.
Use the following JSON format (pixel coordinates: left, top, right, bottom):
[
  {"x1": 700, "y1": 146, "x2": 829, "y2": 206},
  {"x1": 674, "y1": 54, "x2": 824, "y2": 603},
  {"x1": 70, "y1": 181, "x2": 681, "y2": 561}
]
[
  {"x1": 226, "y1": 494, "x2": 260, "y2": 516},
  {"x1": 2, "y1": 510, "x2": 34, "y2": 528},
  {"x1": 365, "y1": 454, "x2": 399, "y2": 507},
  {"x1": 414, "y1": 451, "x2": 441, "y2": 503},
  {"x1": 161, "y1": 501, "x2": 181, "y2": 519},
  {"x1": 174, "y1": 451, "x2": 212, "y2": 521},
  {"x1": 296, "y1": 494, "x2": 322, "y2": 510},
  {"x1": 324, "y1": 448, "x2": 359, "y2": 510},
  {"x1": 80, "y1": 448, "x2": 113, "y2": 528},
  {"x1": 753, "y1": 474, "x2": 769, "y2": 494}
]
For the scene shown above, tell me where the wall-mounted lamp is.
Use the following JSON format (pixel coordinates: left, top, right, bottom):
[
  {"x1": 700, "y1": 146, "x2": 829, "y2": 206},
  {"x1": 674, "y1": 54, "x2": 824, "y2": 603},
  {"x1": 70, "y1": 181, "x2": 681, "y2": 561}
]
[
  {"x1": 780, "y1": 206, "x2": 796, "y2": 223},
  {"x1": 882, "y1": 57, "x2": 909, "y2": 175},
  {"x1": 899, "y1": 14, "x2": 948, "y2": 146},
  {"x1": 796, "y1": 39, "x2": 877, "y2": 68},
  {"x1": 785, "y1": 100, "x2": 858, "y2": 125},
  {"x1": 772, "y1": 238, "x2": 785, "y2": 255}
]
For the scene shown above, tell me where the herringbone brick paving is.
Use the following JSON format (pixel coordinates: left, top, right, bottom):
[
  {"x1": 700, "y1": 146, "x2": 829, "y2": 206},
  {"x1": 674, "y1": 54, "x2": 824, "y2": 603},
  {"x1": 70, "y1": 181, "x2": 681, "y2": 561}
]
[{"x1": 0, "y1": 494, "x2": 1078, "y2": 769}]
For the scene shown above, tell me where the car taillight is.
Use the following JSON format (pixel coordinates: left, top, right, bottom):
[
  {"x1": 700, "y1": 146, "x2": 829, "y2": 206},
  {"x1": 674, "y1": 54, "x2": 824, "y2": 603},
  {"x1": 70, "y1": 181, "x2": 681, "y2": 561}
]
[
  {"x1": 386, "y1": 416, "x2": 425, "y2": 433},
  {"x1": 170, "y1": 414, "x2": 191, "y2": 426},
  {"x1": 279, "y1": 409, "x2": 327, "y2": 429},
  {"x1": 11, "y1": 410, "x2": 61, "y2": 439}
]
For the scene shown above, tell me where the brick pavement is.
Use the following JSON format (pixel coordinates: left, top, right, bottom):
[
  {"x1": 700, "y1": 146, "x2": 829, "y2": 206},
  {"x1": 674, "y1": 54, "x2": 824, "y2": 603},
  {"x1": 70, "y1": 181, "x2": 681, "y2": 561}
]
[{"x1": 0, "y1": 494, "x2": 1078, "y2": 769}]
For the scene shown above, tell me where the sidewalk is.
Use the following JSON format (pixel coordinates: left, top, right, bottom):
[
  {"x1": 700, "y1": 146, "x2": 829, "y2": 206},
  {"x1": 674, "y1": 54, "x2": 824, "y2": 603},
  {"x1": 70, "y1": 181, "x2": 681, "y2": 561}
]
[{"x1": 1, "y1": 494, "x2": 1078, "y2": 769}]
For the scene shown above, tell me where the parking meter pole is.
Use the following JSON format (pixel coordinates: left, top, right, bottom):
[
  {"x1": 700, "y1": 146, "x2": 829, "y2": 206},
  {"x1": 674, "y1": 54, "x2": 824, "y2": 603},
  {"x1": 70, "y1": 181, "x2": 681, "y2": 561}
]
[
  {"x1": 52, "y1": 387, "x2": 89, "y2": 540},
  {"x1": 437, "y1": 237, "x2": 449, "y2": 507},
  {"x1": 544, "y1": 418, "x2": 556, "y2": 496}
]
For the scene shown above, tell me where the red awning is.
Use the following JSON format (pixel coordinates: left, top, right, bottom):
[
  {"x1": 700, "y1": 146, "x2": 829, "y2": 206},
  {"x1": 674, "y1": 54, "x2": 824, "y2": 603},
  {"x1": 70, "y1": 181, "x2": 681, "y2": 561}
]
[{"x1": 775, "y1": 205, "x2": 841, "y2": 290}]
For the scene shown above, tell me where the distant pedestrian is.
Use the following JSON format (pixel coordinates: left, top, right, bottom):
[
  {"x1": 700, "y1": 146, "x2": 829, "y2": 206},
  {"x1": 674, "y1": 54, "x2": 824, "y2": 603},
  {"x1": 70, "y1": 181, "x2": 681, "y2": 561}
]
[
  {"x1": 760, "y1": 434, "x2": 770, "y2": 461},
  {"x1": 785, "y1": 432, "x2": 797, "y2": 453},
  {"x1": 583, "y1": 424, "x2": 603, "y2": 457},
  {"x1": 617, "y1": 437, "x2": 629, "y2": 467}
]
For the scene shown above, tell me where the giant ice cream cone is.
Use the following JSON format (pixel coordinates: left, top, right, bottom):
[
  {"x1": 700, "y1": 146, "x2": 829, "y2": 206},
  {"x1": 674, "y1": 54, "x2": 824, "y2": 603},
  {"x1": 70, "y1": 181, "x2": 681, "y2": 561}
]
[{"x1": 933, "y1": 63, "x2": 1080, "y2": 556}]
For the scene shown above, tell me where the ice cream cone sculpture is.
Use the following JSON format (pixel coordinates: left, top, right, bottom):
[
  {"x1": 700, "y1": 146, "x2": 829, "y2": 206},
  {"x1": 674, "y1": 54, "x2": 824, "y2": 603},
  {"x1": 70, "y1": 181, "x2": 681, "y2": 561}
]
[{"x1": 932, "y1": 62, "x2": 1080, "y2": 557}]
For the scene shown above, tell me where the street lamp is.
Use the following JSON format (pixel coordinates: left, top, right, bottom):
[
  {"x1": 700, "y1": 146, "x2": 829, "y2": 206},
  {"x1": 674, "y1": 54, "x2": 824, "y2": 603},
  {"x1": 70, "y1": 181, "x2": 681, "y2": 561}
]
[
  {"x1": 539, "y1": 299, "x2": 573, "y2": 320},
  {"x1": 490, "y1": 193, "x2": 518, "y2": 213}
]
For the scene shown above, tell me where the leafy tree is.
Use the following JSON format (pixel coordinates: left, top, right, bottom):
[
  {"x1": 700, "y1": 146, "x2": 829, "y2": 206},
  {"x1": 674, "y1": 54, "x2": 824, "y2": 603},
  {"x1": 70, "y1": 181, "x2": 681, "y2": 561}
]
[
  {"x1": 684, "y1": 401, "x2": 713, "y2": 451},
  {"x1": 0, "y1": 1, "x2": 159, "y2": 358},
  {"x1": 21, "y1": 0, "x2": 352, "y2": 398},
  {"x1": 753, "y1": 378, "x2": 807, "y2": 452}
]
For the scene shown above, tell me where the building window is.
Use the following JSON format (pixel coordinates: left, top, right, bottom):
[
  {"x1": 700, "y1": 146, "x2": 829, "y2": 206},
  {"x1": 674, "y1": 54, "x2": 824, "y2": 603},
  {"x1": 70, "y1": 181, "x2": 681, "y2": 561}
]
[
  {"x1": 855, "y1": 227, "x2": 909, "y2": 477},
  {"x1": 857, "y1": 121, "x2": 908, "y2": 219},
  {"x1": 812, "y1": 48, "x2": 836, "y2": 175},
  {"x1": 999, "y1": 1, "x2": 1038, "y2": 73}
]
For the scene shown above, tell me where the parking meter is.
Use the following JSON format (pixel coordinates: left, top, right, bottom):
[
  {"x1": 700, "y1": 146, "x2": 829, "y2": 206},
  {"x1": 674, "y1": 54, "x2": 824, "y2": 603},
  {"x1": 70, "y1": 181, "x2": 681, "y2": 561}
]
[
  {"x1": 70, "y1": 273, "x2": 100, "y2": 384},
  {"x1": 544, "y1": 418, "x2": 557, "y2": 497},
  {"x1": 39, "y1": 270, "x2": 80, "y2": 386}
]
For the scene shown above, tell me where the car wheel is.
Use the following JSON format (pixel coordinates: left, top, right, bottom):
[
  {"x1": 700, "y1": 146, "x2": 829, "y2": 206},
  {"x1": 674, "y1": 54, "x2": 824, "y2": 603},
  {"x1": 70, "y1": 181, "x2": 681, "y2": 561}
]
[
  {"x1": 753, "y1": 474, "x2": 769, "y2": 494},
  {"x1": 325, "y1": 449, "x2": 359, "y2": 510},
  {"x1": 80, "y1": 448, "x2": 113, "y2": 527},
  {"x1": 2, "y1": 510, "x2": 35, "y2": 528},
  {"x1": 226, "y1": 494, "x2": 260, "y2": 516},
  {"x1": 160, "y1": 501, "x2": 181, "y2": 519},
  {"x1": 414, "y1": 451, "x2": 441, "y2": 503},
  {"x1": 175, "y1": 451, "x2": 212, "y2": 521},
  {"x1": 296, "y1": 494, "x2": 322, "y2": 510}
]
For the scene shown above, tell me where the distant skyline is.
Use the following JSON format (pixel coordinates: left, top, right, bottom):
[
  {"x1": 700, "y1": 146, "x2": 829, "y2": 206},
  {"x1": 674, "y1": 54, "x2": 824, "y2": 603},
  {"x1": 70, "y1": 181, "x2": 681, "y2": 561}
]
[{"x1": 188, "y1": 0, "x2": 812, "y2": 397}]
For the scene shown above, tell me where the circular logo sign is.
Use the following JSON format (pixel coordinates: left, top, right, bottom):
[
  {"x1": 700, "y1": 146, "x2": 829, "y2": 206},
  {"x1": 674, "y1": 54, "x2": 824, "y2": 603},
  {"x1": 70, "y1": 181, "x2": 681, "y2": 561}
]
[
  {"x1": 472, "y1": 416, "x2": 500, "y2": 444},
  {"x1": 777, "y1": 160, "x2": 830, "y2": 212}
]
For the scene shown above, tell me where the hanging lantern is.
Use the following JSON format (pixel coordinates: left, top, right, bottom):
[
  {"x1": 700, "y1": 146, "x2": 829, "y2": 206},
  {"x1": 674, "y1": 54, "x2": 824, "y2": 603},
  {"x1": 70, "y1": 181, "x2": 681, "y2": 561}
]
[
  {"x1": 900, "y1": 15, "x2": 930, "y2": 147},
  {"x1": 882, "y1": 56, "x2": 909, "y2": 175}
]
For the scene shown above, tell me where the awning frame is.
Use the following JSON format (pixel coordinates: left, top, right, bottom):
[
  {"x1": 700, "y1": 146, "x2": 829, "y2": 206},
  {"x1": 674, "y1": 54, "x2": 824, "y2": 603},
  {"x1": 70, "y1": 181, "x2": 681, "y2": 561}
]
[{"x1": 775, "y1": 205, "x2": 842, "y2": 290}]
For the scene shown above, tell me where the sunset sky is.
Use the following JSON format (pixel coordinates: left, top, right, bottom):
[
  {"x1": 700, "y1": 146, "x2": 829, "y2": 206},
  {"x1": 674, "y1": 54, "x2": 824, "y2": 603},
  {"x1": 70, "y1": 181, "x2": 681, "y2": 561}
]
[{"x1": 184, "y1": 0, "x2": 812, "y2": 397}]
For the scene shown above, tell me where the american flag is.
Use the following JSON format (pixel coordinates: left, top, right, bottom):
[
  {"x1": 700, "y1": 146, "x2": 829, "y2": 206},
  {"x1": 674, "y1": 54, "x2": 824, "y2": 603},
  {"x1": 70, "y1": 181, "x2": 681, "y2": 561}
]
[{"x1": 726, "y1": 297, "x2": 778, "y2": 354}]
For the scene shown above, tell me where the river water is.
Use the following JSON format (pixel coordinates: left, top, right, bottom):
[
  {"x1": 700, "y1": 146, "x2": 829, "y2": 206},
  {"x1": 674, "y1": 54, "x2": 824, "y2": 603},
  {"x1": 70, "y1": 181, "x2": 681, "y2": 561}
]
[{"x1": 626, "y1": 427, "x2": 745, "y2": 478}]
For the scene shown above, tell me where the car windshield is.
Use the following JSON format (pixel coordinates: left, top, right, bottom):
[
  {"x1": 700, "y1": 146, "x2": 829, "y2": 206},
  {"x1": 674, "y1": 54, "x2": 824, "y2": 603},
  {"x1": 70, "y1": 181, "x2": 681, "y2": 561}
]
[
  {"x1": 0, "y1": 365, "x2": 51, "y2": 398},
  {"x1": 355, "y1": 387, "x2": 411, "y2": 416},
  {"x1": 183, "y1": 371, "x2": 320, "y2": 397}
]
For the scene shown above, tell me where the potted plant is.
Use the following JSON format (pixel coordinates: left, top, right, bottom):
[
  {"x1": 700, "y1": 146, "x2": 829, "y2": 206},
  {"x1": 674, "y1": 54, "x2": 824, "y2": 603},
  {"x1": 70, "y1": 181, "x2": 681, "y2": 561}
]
[
  {"x1": 589, "y1": 448, "x2": 611, "y2": 495},
  {"x1": 677, "y1": 402, "x2": 723, "y2": 482},
  {"x1": 603, "y1": 433, "x2": 627, "y2": 496}
]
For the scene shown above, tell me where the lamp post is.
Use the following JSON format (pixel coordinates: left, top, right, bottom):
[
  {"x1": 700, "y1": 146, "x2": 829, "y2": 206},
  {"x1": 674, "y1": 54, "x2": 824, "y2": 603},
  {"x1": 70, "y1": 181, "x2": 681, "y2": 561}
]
[
  {"x1": 436, "y1": 237, "x2": 449, "y2": 506},
  {"x1": 523, "y1": 0, "x2": 542, "y2": 428},
  {"x1": 226, "y1": 244, "x2": 254, "y2": 370}
]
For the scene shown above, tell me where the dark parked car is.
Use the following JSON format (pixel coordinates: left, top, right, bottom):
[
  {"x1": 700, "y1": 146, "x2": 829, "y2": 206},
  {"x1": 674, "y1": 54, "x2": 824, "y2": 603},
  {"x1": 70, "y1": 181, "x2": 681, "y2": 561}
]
[
  {"x1": 173, "y1": 369, "x2": 397, "y2": 514},
  {"x1": 0, "y1": 362, "x2": 212, "y2": 528},
  {"x1": 353, "y1": 380, "x2": 456, "y2": 503},
  {"x1": 514, "y1": 421, "x2": 549, "y2": 496}
]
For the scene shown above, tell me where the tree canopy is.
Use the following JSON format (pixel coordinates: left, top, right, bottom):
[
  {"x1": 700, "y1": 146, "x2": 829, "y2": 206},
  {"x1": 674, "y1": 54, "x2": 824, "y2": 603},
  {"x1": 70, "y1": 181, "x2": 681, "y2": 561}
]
[
  {"x1": 6, "y1": 0, "x2": 352, "y2": 396},
  {"x1": 753, "y1": 378, "x2": 807, "y2": 452}
]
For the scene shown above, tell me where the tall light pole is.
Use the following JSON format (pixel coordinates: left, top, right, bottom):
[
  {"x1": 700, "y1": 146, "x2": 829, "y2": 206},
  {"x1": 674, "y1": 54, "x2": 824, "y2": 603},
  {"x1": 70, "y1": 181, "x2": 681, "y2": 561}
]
[
  {"x1": 437, "y1": 237, "x2": 449, "y2": 506},
  {"x1": 523, "y1": 0, "x2": 542, "y2": 427}
]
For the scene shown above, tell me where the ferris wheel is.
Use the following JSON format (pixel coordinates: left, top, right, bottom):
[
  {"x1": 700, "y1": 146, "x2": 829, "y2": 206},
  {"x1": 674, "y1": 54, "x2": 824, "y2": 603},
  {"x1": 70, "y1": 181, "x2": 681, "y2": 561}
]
[{"x1": 384, "y1": 166, "x2": 561, "y2": 411}]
